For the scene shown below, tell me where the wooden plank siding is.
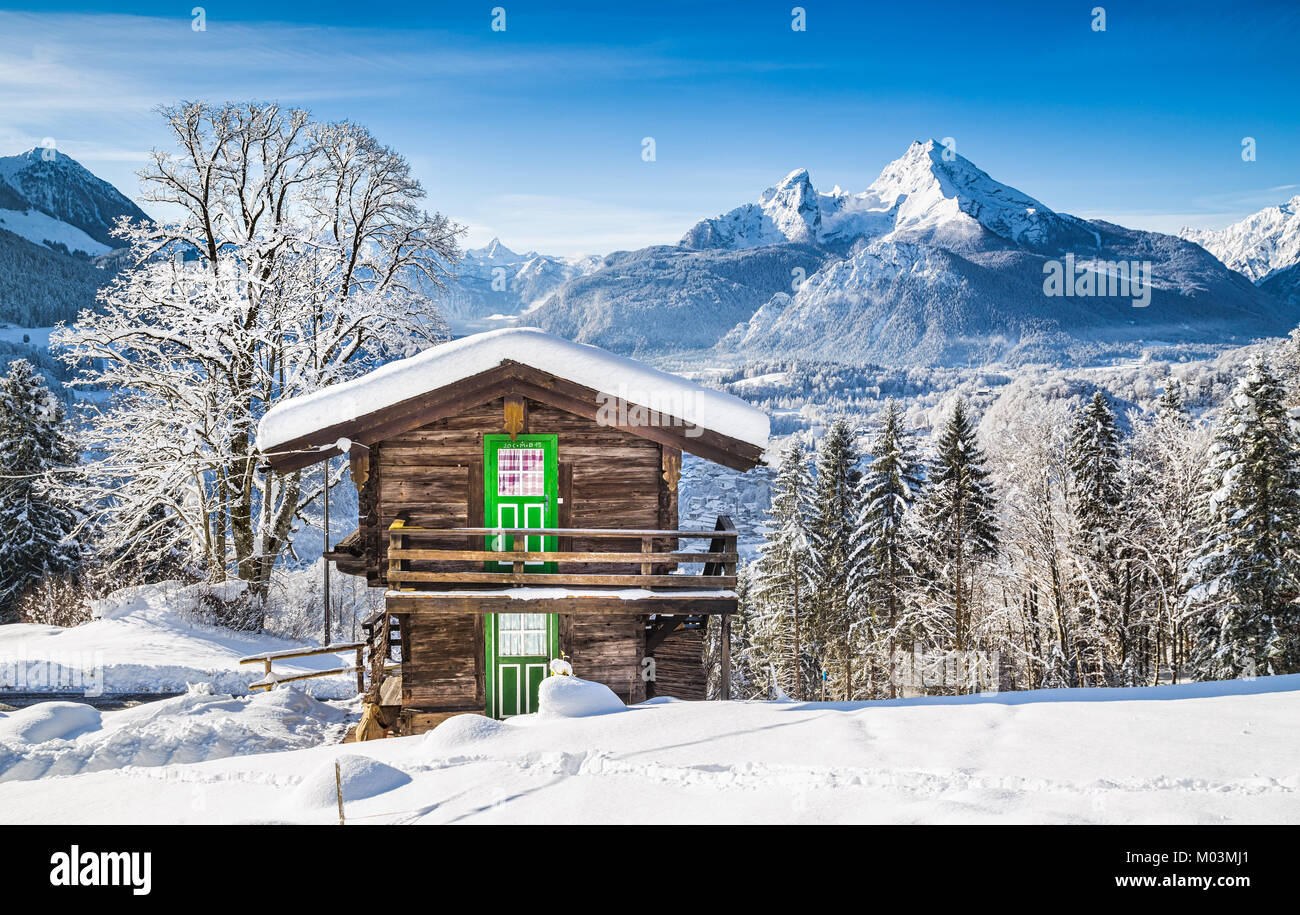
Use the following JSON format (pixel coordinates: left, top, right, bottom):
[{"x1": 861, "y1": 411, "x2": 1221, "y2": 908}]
[
  {"x1": 400, "y1": 613, "x2": 484, "y2": 714},
  {"x1": 376, "y1": 397, "x2": 667, "y2": 583},
  {"x1": 647, "y1": 627, "x2": 707, "y2": 701}
]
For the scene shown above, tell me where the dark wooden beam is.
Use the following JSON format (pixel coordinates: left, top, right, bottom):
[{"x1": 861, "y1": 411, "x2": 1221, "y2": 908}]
[
  {"x1": 644, "y1": 617, "x2": 685, "y2": 653},
  {"x1": 385, "y1": 593, "x2": 738, "y2": 616},
  {"x1": 720, "y1": 612, "x2": 732, "y2": 700}
]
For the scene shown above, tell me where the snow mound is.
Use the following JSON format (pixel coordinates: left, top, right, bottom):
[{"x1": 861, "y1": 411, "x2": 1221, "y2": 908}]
[
  {"x1": 537, "y1": 675, "x2": 625, "y2": 719},
  {"x1": 288, "y1": 754, "x2": 410, "y2": 809},
  {"x1": 0, "y1": 688, "x2": 350, "y2": 783},
  {"x1": 0, "y1": 702, "x2": 102, "y2": 744},
  {"x1": 423, "y1": 713, "x2": 507, "y2": 750}
]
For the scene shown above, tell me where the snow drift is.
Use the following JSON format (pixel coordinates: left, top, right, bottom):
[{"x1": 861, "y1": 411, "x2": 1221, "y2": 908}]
[
  {"x1": 0, "y1": 686, "x2": 351, "y2": 783},
  {"x1": 536, "y1": 675, "x2": 625, "y2": 719},
  {"x1": 288, "y1": 754, "x2": 410, "y2": 809},
  {"x1": 0, "y1": 579, "x2": 360, "y2": 698}
]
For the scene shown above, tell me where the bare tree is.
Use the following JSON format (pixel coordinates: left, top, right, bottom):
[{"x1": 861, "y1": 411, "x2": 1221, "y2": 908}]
[{"x1": 55, "y1": 102, "x2": 461, "y2": 599}]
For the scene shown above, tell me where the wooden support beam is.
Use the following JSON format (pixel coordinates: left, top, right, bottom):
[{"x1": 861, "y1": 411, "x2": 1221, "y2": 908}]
[
  {"x1": 661, "y1": 447, "x2": 681, "y2": 491},
  {"x1": 388, "y1": 548, "x2": 739, "y2": 564},
  {"x1": 503, "y1": 394, "x2": 527, "y2": 439},
  {"x1": 720, "y1": 612, "x2": 732, "y2": 701},
  {"x1": 387, "y1": 524, "x2": 737, "y2": 539},
  {"x1": 644, "y1": 617, "x2": 685, "y2": 653}
]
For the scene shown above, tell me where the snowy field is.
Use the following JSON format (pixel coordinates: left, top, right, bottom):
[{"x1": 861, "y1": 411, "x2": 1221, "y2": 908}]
[
  {"x1": 0, "y1": 580, "x2": 359, "y2": 698},
  {"x1": 0, "y1": 674, "x2": 1295, "y2": 824}
]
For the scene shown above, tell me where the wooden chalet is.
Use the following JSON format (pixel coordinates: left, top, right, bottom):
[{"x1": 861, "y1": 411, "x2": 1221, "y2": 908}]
[{"x1": 256, "y1": 328, "x2": 769, "y2": 735}]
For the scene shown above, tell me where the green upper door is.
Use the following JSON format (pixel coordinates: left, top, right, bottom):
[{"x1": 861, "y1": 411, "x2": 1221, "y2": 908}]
[
  {"x1": 483, "y1": 434, "x2": 559, "y2": 717},
  {"x1": 483, "y1": 434, "x2": 558, "y2": 572}
]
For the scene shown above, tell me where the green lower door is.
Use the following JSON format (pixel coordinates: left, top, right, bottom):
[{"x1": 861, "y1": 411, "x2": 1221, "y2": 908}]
[{"x1": 491, "y1": 613, "x2": 555, "y2": 717}]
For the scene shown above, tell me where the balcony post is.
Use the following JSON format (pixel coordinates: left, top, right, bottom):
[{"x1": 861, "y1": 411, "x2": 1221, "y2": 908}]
[{"x1": 720, "y1": 612, "x2": 731, "y2": 700}]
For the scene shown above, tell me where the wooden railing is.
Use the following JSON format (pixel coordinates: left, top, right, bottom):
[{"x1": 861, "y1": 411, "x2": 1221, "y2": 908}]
[
  {"x1": 386, "y1": 515, "x2": 738, "y2": 590},
  {"x1": 240, "y1": 642, "x2": 368, "y2": 693}
]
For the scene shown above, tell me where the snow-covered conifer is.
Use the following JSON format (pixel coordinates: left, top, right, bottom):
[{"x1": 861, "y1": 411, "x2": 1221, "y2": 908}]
[
  {"x1": 918, "y1": 400, "x2": 998, "y2": 671},
  {"x1": 748, "y1": 440, "x2": 817, "y2": 699},
  {"x1": 1066, "y1": 391, "x2": 1126, "y2": 685},
  {"x1": 0, "y1": 359, "x2": 80, "y2": 620},
  {"x1": 850, "y1": 399, "x2": 923, "y2": 697},
  {"x1": 809, "y1": 420, "x2": 861, "y2": 698},
  {"x1": 1186, "y1": 359, "x2": 1300, "y2": 678}
]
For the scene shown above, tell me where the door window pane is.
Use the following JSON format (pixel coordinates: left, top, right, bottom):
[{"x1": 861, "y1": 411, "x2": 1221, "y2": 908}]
[
  {"x1": 498, "y1": 448, "x2": 545, "y2": 496},
  {"x1": 498, "y1": 613, "x2": 549, "y2": 657}
]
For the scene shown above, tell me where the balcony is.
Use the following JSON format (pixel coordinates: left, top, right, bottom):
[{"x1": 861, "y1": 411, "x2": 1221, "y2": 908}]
[{"x1": 383, "y1": 515, "x2": 739, "y2": 615}]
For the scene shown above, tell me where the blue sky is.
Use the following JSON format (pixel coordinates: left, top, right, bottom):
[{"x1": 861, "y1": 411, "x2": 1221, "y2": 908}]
[{"x1": 1, "y1": 1, "x2": 1297, "y2": 255}]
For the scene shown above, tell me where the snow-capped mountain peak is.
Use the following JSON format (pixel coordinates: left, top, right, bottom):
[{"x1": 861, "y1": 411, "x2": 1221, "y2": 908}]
[
  {"x1": 1180, "y1": 195, "x2": 1300, "y2": 283},
  {"x1": 679, "y1": 167, "x2": 825, "y2": 250},
  {"x1": 681, "y1": 139, "x2": 1092, "y2": 252},
  {"x1": 756, "y1": 167, "x2": 821, "y2": 245},
  {"x1": 465, "y1": 236, "x2": 524, "y2": 265},
  {"x1": 862, "y1": 139, "x2": 1067, "y2": 246}
]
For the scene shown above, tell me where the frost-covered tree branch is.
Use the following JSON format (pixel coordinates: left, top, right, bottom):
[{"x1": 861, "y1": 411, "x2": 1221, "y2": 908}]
[{"x1": 53, "y1": 101, "x2": 462, "y2": 594}]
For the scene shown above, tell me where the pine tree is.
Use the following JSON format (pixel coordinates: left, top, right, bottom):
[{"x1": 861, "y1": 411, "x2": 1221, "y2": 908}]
[
  {"x1": 1066, "y1": 391, "x2": 1126, "y2": 685},
  {"x1": 919, "y1": 400, "x2": 998, "y2": 682},
  {"x1": 851, "y1": 400, "x2": 923, "y2": 697},
  {"x1": 1068, "y1": 392, "x2": 1124, "y2": 537},
  {"x1": 0, "y1": 360, "x2": 81, "y2": 621},
  {"x1": 748, "y1": 440, "x2": 818, "y2": 699},
  {"x1": 809, "y1": 420, "x2": 861, "y2": 698},
  {"x1": 1187, "y1": 359, "x2": 1300, "y2": 678}
]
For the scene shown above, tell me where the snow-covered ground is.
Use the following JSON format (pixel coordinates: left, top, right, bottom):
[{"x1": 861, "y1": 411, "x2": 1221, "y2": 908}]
[
  {"x1": 0, "y1": 675, "x2": 1295, "y2": 824},
  {"x1": 0, "y1": 580, "x2": 358, "y2": 698},
  {"x1": 0, "y1": 685, "x2": 354, "y2": 783},
  {"x1": 0, "y1": 207, "x2": 111, "y2": 256},
  {"x1": 0, "y1": 325, "x2": 55, "y2": 349}
]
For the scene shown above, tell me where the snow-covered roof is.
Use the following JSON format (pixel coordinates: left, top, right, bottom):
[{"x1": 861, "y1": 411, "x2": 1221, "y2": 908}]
[{"x1": 256, "y1": 327, "x2": 769, "y2": 452}]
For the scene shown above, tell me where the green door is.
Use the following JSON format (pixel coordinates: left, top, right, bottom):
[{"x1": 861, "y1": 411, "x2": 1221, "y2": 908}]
[
  {"x1": 488, "y1": 613, "x2": 559, "y2": 717},
  {"x1": 483, "y1": 434, "x2": 558, "y2": 572},
  {"x1": 483, "y1": 434, "x2": 559, "y2": 717}
]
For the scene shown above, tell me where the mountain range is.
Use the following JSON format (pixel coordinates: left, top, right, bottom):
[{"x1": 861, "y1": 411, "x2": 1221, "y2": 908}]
[
  {"x1": 1179, "y1": 196, "x2": 1300, "y2": 286},
  {"x1": 527, "y1": 140, "x2": 1296, "y2": 364},
  {"x1": 3, "y1": 141, "x2": 1299, "y2": 371},
  {"x1": 438, "y1": 238, "x2": 601, "y2": 333},
  {"x1": 0, "y1": 148, "x2": 147, "y2": 327}
]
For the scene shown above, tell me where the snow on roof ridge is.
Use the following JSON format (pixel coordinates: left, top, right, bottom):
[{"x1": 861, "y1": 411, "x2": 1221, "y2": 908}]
[{"x1": 256, "y1": 327, "x2": 770, "y2": 452}]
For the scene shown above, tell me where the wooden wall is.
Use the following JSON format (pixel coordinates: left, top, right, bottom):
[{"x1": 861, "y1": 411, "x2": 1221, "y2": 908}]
[
  {"x1": 400, "y1": 614, "x2": 484, "y2": 713},
  {"x1": 647, "y1": 628, "x2": 707, "y2": 700},
  {"x1": 372, "y1": 397, "x2": 672, "y2": 581},
  {"x1": 375, "y1": 394, "x2": 686, "y2": 730}
]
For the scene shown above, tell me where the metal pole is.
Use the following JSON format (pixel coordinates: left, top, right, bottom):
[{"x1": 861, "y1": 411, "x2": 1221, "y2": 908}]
[{"x1": 323, "y1": 456, "x2": 331, "y2": 647}]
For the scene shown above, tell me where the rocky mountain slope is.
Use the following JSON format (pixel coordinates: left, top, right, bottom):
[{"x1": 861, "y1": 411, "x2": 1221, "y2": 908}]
[
  {"x1": 0, "y1": 148, "x2": 147, "y2": 327},
  {"x1": 532, "y1": 140, "x2": 1292, "y2": 364},
  {"x1": 1180, "y1": 195, "x2": 1300, "y2": 284}
]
